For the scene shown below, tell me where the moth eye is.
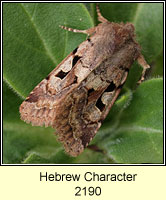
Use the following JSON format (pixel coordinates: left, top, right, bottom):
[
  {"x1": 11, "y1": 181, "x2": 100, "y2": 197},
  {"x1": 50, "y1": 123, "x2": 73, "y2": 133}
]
[
  {"x1": 72, "y1": 55, "x2": 81, "y2": 67},
  {"x1": 105, "y1": 81, "x2": 116, "y2": 92},
  {"x1": 56, "y1": 70, "x2": 69, "y2": 79}
]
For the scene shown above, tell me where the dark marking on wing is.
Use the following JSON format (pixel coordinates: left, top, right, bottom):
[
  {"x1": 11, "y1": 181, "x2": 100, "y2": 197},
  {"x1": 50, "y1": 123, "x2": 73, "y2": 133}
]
[
  {"x1": 73, "y1": 76, "x2": 78, "y2": 84},
  {"x1": 56, "y1": 70, "x2": 69, "y2": 79},
  {"x1": 25, "y1": 93, "x2": 39, "y2": 103},
  {"x1": 87, "y1": 88, "x2": 95, "y2": 97},
  {"x1": 72, "y1": 47, "x2": 78, "y2": 54},
  {"x1": 72, "y1": 55, "x2": 82, "y2": 67},
  {"x1": 105, "y1": 81, "x2": 116, "y2": 92},
  {"x1": 96, "y1": 95, "x2": 105, "y2": 111}
]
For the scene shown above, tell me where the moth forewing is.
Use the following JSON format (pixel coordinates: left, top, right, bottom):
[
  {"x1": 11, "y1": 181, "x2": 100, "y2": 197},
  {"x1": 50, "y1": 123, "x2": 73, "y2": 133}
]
[{"x1": 19, "y1": 6, "x2": 150, "y2": 157}]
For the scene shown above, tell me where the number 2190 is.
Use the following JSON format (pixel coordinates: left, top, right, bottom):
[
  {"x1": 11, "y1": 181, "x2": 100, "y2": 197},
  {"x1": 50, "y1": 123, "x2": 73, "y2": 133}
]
[{"x1": 75, "y1": 186, "x2": 101, "y2": 196}]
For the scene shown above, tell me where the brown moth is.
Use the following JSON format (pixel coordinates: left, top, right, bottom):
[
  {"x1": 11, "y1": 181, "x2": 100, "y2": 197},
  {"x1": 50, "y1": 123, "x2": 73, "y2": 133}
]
[{"x1": 19, "y1": 5, "x2": 150, "y2": 157}]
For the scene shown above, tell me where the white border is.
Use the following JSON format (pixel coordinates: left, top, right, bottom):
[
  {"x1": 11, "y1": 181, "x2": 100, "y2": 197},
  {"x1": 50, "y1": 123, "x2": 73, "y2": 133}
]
[{"x1": 1, "y1": 1, "x2": 165, "y2": 166}]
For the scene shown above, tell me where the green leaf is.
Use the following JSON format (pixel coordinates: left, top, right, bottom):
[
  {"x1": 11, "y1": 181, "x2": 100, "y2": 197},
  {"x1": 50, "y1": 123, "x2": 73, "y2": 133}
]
[
  {"x1": 151, "y1": 52, "x2": 163, "y2": 77},
  {"x1": 3, "y1": 3, "x2": 163, "y2": 164},
  {"x1": 97, "y1": 79, "x2": 163, "y2": 163},
  {"x1": 3, "y1": 3, "x2": 93, "y2": 97}
]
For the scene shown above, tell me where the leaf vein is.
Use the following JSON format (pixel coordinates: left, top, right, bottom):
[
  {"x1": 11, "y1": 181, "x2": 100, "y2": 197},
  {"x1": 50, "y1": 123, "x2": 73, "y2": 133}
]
[
  {"x1": 132, "y1": 3, "x2": 144, "y2": 24},
  {"x1": 20, "y1": 3, "x2": 57, "y2": 65},
  {"x1": 116, "y1": 125, "x2": 162, "y2": 134}
]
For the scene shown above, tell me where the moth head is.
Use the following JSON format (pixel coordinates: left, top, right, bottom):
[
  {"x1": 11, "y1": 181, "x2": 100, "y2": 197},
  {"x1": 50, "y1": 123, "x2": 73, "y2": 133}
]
[{"x1": 111, "y1": 22, "x2": 136, "y2": 46}]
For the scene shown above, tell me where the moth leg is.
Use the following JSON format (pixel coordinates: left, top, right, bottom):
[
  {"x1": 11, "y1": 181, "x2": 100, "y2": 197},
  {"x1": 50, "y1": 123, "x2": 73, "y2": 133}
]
[
  {"x1": 137, "y1": 54, "x2": 150, "y2": 84},
  {"x1": 96, "y1": 3, "x2": 108, "y2": 23},
  {"x1": 59, "y1": 25, "x2": 96, "y2": 36}
]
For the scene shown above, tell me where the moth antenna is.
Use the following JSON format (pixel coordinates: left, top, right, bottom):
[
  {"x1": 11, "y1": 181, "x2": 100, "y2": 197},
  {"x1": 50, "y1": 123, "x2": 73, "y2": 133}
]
[
  {"x1": 96, "y1": 3, "x2": 108, "y2": 23},
  {"x1": 59, "y1": 25, "x2": 87, "y2": 34},
  {"x1": 137, "y1": 54, "x2": 150, "y2": 84},
  {"x1": 59, "y1": 25, "x2": 96, "y2": 36}
]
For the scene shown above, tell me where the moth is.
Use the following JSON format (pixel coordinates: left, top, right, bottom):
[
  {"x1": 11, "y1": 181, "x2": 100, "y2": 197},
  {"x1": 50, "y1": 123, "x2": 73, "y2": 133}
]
[{"x1": 19, "y1": 5, "x2": 150, "y2": 157}]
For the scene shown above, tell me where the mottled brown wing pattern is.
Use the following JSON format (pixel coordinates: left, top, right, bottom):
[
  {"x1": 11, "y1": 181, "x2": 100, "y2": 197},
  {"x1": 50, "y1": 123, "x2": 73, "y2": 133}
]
[
  {"x1": 20, "y1": 6, "x2": 150, "y2": 157},
  {"x1": 20, "y1": 51, "x2": 77, "y2": 127}
]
